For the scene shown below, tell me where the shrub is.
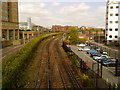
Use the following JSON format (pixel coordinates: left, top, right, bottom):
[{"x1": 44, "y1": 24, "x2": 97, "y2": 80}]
[{"x1": 2, "y1": 33, "x2": 60, "y2": 88}]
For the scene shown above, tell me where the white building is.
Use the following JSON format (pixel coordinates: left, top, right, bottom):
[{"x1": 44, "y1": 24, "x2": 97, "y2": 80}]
[
  {"x1": 27, "y1": 17, "x2": 32, "y2": 30},
  {"x1": 105, "y1": 0, "x2": 120, "y2": 44},
  {"x1": 19, "y1": 17, "x2": 34, "y2": 30}
]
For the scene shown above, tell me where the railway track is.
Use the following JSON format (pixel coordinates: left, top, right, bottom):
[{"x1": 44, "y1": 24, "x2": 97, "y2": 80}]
[
  {"x1": 54, "y1": 39, "x2": 82, "y2": 89},
  {"x1": 33, "y1": 36, "x2": 82, "y2": 89},
  {"x1": 54, "y1": 56, "x2": 68, "y2": 89},
  {"x1": 34, "y1": 38, "x2": 54, "y2": 88}
]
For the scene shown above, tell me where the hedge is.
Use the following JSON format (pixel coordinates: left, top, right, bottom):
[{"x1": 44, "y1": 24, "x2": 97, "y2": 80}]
[{"x1": 2, "y1": 33, "x2": 60, "y2": 88}]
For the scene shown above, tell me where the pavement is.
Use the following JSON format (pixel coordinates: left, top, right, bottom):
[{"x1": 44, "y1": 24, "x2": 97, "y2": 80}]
[
  {"x1": 0, "y1": 44, "x2": 25, "y2": 61},
  {"x1": 70, "y1": 45, "x2": 120, "y2": 85}
]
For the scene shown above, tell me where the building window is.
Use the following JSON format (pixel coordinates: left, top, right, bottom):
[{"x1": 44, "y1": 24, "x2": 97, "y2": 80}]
[
  {"x1": 109, "y1": 40, "x2": 112, "y2": 42},
  {"x1": 110, "y1": 14, "x2": 113, "y2": 16},
  {"x1": 109, "y1": 28, "x2": 112, "y2": 31},
  {"x1": 110, "y1": 6, "x2": 113, "y2": 9},
  {"x1": 115, "y1": 36, "x2": 118, "y2": 38},
  {"x1": 116, "y1": 6, "x2": 119, "y2": 8},
  {"x1": 106, "y1": 29, "x2": 108, "y2": 31},
  {"x1": 110, "y1": 21, "x2": 113, "y2": 24},
  {"x1": 109, "y1": 35, "x2": 112, "y2": 38},
  {"x1": 106, "y1": 34, "x2": 108, "y2": 36},
  {"x1": 115, "y1": 28, "x2": 118, "y2": 31},
  {"x1": 115, "y1": 21, "x2": 118, "y2": 23},
  {"x1": 115, "y1": 14, "x2": 118, "y2": 16}
]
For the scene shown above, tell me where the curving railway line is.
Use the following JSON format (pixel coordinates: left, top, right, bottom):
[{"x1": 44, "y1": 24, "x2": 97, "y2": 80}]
[{"x1": 33, "y1": 36, "x2": 82, "y2": 89}]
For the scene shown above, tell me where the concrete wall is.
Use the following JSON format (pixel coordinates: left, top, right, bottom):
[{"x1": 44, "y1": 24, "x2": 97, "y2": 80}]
[
  {"x1": 2, "y1": 40, "x2": 21, "y2": 48},
  {"x1": 13, "y1": 40, "x2": 21, "y2": 46},
  {"x1": 2, "y1": 40, "x2": 13, "y2": 48}
]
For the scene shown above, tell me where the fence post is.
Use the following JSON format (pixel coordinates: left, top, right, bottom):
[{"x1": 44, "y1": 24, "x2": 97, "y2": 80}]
[
  {"x1": 115, "y1": 59, "x2": 118, "y2": 76},
  {"x1": 100, "y1": 61, "x2": 103, "y2": 78},
  {"x1": 109, "y1": 83, "x2": 111, "y2": 90}
]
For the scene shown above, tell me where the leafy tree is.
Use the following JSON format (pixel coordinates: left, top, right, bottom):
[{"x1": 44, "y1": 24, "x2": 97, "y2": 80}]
[
  {"x1": 79, "y1": 38, "x2": 88, "y2": 43},
  {"x1": 66, "y1": 27, "x2": 80, "y2": 45}
]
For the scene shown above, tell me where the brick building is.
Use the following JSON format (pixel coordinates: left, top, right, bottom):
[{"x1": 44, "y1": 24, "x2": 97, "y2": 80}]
[
  {"x1": 1, "y1": 0, "x2": 20, "y2": 47},
  {"x1": 52, "y1": 25, "x2": 78, "y2": 32}
]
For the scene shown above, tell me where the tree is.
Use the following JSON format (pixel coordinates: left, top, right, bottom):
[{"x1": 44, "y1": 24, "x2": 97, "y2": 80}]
[{"x1": 65, "y1": 27, "x2": 80, "y2": 45}]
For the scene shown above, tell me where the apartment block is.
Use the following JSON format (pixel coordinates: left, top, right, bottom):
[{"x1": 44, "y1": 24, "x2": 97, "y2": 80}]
[{"x1": 105, "y1": 0, "x2": 120, "y2": 45}]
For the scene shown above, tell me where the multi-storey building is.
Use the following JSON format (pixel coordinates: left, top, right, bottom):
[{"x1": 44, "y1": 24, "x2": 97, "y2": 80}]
[
  {"x1": 1, "y1": 0, "x2": 19, "y2": 47},
  {"x1": 105, "y1": 0, "x2": 120, "y2": 45}
]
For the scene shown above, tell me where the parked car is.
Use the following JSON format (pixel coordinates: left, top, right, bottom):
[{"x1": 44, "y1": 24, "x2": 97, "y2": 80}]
[
  {"x1": 77, "y1": 43, "x2": 86, "y2": 47},
  {"x1": 78, "y1": 47, "x2": 90, "y2": 51},
  {"x1": 97, "y1": 58, "x2": 112, "y2": 63},
  {"x1": 87, "y1": 49, "x2": 98, "y2": 54},
  {"x1": 90, "y1": 53, "x2": 100, "y2": 57},
  {"x1": 103, "y1": 61, "x2": 120, "y2": 67},
  {"x1": 94, "y1": 46, "x2": 100, "y2": 50},
  {"x1": 100, "y1": 50, "x2": 108, "y2": 55},
  {"x1": 102, "y1": 59, "x2": 113, "y2": 66},
  {"x1": 93, "y1": 55, "x2": 108, "y2": 60}
]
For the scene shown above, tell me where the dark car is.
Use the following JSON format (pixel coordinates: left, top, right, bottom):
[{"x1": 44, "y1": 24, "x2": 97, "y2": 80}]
[
  {"x1": 103, "y1": 61, "x2": 120, "y2": 67},
  {"x1": 97, "y1": 58, "x2": 112, "y2": 63},
  {"x1": 102, "y1": 59, "x2": 113, "y2": 66},
  {"x1": 90, "y1": 53, "x2": 100, "y2": 58},
  {"x1": 100, "y1": 50, "x2": 108, "y2": 55}
]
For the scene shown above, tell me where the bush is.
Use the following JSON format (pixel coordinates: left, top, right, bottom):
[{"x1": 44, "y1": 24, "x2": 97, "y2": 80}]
[{"x1": 2, "y1": 33, "x2": 60, "y2": 88}]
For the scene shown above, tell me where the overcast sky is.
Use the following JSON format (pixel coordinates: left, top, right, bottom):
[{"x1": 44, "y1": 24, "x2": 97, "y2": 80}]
[{"x1": 18, "y1": 0, "x2": 106, "y2": 28}]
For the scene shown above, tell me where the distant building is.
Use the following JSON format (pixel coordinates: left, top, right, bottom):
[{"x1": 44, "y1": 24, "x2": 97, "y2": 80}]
[
  {"x1": 19, "y1": 17, "x2": 35, "y2": 30},
  {"x1": 105, "y1": 0, "x2": 120, "y2": 45},
  {"x1": 32, "y1": 26, "x2": 44, "y2": 32},
  {"x1": 27, "y1": 17, "x2": 31, "y2": 30},
  {"x1": 52, "y1": 25, "x2": 78, "y2": 32},
  {"x1": 19, "y1": 18, "x2": 36, "y2": 41},
  {"x1": 32, "y1": 25, "x2": 47, "y2": 36}
]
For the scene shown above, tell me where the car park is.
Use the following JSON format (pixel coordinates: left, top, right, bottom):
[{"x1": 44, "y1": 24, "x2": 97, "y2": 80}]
[{"x1": 87, "y1": 49, "x2": 98, "y2": 54}]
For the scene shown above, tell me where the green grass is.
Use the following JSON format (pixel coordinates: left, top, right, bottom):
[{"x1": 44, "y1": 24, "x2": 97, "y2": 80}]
[{"x1": 2, "y1": 33, "x2": 60, "y2": 88}]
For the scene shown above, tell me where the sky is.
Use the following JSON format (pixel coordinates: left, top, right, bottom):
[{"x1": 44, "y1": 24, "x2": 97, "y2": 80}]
[{"x1": 18, "y1": 0, "x2": 106, "y2": 28}]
